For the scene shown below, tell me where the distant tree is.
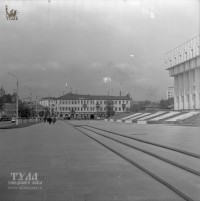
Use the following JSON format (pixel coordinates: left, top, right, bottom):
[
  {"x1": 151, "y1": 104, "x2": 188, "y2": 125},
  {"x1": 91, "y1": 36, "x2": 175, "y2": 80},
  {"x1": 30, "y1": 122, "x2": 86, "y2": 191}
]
[
  {"x1": 19, "y1": 102, "x2": 31, "y2": 122},
  {"x1": 38, "y1": 111, "x2": 44, "y2": 117},
  {"x1": 168, "y1": 97, "x2": 174, "y2": 105},
  {"x1": 105, "y1": 100, "x2": 115, "y2": 118},
  {"x1": 130, "y1": 100, "x2": 151, "y2": 112},
  {"x1": 0, "y1": 97, "x2": 5, "y2": 114},
  {"x1": 0, "y1": 86, "x2": 6, "y2": 113},
  {"x1": 44, "y1": 107, "x2": 50, "y2": 117},
  {"x1": 0, "y1": 86, "x2": 6, "y2": 97},
  {"x1": 3, "y1": 94, "x2": 13, "y2": 103},
  {"x1": 160, "y1": 98, "x2": 174, "y2": 109}
]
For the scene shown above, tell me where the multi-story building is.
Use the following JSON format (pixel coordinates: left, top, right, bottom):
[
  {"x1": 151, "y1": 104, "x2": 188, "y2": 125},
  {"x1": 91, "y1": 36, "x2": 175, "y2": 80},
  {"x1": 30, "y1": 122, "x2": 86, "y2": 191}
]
[
  {"x1": 55, "y1": 93, "x2": 131, "y2": 119},
  {"x1": 166, "y1": 87, "x2": 174, "y2": 99},
  {"x1": 39, "y1": 97, "x2": 56, "y2": 115},
  {"x1": 39, "y1": 97, "x2": 56, "y2": 107},
  {"x1": 165, "y1": 35, "x2": 200, "y2": 110},
  {"x1": 1, "y1": 103, "x2": 16, "y2": 117}
]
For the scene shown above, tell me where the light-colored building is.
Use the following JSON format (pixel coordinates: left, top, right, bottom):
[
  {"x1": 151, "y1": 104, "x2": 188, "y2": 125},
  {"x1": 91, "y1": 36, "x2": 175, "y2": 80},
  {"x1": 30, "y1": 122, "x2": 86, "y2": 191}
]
[
  {"x1": 39, "y1": 97, "x2": 56, "y2": 115},
  {"x1": 55, "y1": 93, "x2": 131, "y2": 119},
  {"x1": 166, "y1": 35, "x2": 200, "y2": 110},
  {"x1": 167, "y1": 87, "x2": 174, "y2": 99},
  {"x1": 39, "y1": 97, "x2": 56, "y2": 108}
]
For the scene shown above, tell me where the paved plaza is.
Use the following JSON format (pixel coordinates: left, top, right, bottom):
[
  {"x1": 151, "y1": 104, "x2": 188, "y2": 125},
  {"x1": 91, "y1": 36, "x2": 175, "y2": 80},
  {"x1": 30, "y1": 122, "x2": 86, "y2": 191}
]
[{"x1": 0, "y1": 120, "x2": 199, "y2": 201}]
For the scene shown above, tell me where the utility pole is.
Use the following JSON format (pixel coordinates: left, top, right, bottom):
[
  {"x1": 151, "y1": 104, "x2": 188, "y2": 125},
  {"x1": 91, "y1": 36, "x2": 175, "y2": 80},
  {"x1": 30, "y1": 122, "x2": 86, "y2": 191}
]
[
  {"x1": 36, "y1": 96, "x2": 38, "y2": 122},
  {"x1": 8, "y1": 73, "x2": 19, "y2": 125}
]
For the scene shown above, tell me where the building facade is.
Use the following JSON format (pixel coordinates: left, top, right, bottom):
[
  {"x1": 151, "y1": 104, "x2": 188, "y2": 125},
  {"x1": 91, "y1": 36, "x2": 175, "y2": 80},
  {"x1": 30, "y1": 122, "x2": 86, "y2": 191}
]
[
  {"x1": 39, "y1": 97, "x2": 56, "y2": 107},
  {"x1": 39, "y1": 97, "x2": 56, "y2": 115},
  {"x1": 166, "y1": 87, "x2": 174, "y2": 99},
  {"x1": 166, "y1": 35, "x2": 200, "y2": 110},
  {"x1": 1, "y1": 103, "x2": 16, "y2": 117},
  {"x1": 54, "y1": 93, "x2": 131, "y2": 119}
]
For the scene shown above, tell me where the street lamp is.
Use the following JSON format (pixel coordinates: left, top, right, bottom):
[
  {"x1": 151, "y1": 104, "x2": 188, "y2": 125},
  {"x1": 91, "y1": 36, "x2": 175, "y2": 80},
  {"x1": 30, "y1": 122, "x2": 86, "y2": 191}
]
[
  {"x1": 8, "y1": 73, "x2": 19, "y2": 125},
  {"x1": 36, "y1": 96, "x2": 38, "y2": 122},
  {"x1": 24, "y1": 85, "x2": 33, "y2": 118}
]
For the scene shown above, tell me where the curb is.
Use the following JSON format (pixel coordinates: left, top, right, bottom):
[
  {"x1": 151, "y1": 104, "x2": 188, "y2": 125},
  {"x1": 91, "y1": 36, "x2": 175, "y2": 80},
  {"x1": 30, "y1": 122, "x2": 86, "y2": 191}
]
[{"x1": 0, "y1": 121, "x2": 42, "y2": 129}]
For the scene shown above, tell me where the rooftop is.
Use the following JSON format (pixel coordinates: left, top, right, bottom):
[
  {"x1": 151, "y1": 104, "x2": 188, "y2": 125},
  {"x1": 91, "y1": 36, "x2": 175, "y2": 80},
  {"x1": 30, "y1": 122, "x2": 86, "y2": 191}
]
[{"x1": 57, "y1": 93, "x2": 131, "y2": 100}]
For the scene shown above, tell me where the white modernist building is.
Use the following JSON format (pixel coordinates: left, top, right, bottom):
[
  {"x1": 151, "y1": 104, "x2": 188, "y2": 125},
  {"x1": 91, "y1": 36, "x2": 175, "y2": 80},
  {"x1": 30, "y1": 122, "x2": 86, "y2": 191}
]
[
  {"x1": 55, "y1": 93, "x2": 131, "y2": 119},
  {"x1": 166, "y1": 35, "x2": 200, "y2": 110}
]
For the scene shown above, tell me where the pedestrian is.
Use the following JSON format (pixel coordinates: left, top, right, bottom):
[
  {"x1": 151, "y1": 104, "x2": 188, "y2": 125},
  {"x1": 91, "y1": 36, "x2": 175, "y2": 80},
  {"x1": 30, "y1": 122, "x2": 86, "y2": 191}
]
[
  {"x1": 52, "y1": 116, "x2": 56, "y2": 124},
  {"x1": 48, "y1": 117, "x2": 52, "y2": 124},
  {"x1": 44, "y1": 117, "x2": 47, "y2": 123}
]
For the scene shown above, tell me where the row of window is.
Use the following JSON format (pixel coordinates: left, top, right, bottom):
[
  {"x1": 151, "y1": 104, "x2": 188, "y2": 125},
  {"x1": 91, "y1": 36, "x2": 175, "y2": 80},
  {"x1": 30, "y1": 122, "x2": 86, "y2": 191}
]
[
  {"x1": 58, "y1": 100, "x2": 129, "y2": 105},
  {"x1": 58, "y1": 106, "x2": 124, "y2": 112}
]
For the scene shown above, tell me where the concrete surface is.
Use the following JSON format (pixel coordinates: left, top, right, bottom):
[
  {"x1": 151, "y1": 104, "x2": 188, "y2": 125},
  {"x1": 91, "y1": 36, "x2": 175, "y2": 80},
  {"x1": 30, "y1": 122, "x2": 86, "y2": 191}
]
[{"x1": 0, "y1": 120, "x2": 187, "y2": 201}]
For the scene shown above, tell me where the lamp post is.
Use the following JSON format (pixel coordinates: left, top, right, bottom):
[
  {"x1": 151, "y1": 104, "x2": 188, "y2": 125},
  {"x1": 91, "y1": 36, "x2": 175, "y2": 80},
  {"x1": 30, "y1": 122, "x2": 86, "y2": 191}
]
[
  {"x1": 36, "y1": 96, "x2": 38, "y2": 122},
  {"x1": 8, "y1": 73, "x2": 19, "y2": 125},
  {"x1": 24, "y1": 85, "x2": 33, "y2": 118}
]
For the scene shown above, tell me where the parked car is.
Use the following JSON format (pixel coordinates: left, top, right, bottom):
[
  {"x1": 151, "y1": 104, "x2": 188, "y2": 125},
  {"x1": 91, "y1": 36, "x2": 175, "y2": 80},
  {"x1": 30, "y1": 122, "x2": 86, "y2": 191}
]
[
  {"x1": 11, "y1": 117, "x2": 16, "y2": 123},
  {"x1": 0, "y1": 115, "x2": 12, "y2": 121}
]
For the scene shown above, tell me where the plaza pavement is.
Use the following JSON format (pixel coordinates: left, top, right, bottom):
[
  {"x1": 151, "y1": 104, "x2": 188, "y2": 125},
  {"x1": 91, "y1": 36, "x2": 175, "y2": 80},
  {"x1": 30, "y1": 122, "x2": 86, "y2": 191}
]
[{"x1": 0, "y1": 120, "x2": 196, "y2": 201}]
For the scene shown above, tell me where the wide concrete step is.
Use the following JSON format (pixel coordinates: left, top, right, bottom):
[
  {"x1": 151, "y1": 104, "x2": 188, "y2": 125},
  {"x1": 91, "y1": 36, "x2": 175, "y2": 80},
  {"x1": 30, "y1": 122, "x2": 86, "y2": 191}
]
[
  {"x1": 150, "y1": 111, "x2": 180, "y2": 121},
  {"x1": 121, "y1": 113, "x2": 142, "y2": 120},
  {"x1": 166, "y1": 111, "x2": 200, "y2": 122},
  {"x1": 138, "y1": 111, "x2": 166, "y2": 120}
]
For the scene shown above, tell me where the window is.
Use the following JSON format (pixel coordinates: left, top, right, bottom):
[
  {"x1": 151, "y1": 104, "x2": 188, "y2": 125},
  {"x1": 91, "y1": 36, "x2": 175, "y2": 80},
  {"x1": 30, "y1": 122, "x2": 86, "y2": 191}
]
[
  {"x1": 119, "y1": 107, "x2": 121, "y2": 111},
  {"x1": 119, "y1": 101, "x2": 121, "y2": 104},
  {"x1": 193, "y1": 70, "x2": 195, "y2": 82}
]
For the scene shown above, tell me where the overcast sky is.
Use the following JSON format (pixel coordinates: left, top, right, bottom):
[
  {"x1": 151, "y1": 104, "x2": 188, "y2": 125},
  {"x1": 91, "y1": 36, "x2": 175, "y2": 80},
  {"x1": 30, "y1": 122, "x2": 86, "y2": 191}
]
[{"x1": 0, "y1": 0, "x2": 199, "y2": 101}]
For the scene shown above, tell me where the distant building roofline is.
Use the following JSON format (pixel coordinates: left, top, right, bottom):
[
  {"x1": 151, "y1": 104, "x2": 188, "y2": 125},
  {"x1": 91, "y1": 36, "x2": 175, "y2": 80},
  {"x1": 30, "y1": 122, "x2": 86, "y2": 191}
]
[{"x1": 57, "y1": 93, "x2": 131, "y2": 100}]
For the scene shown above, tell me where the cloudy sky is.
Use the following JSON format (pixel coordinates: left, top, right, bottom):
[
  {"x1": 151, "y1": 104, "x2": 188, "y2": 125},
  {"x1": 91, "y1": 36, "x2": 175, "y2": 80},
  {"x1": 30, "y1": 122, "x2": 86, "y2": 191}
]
[{"x1": 0, "y1": 0, "x2": 199, "y2": 101}]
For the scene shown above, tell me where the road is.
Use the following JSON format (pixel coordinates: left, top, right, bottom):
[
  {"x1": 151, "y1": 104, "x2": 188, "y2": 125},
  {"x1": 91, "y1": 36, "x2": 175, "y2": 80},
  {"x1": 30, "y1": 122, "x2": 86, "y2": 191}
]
[{"x1": 0, "y1": 120, "x2": 199, "y2": 201}]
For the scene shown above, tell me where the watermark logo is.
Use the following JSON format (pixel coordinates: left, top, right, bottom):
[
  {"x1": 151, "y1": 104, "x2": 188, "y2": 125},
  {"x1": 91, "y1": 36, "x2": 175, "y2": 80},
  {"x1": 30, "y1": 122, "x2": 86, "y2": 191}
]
[
  {"x1": 8, "y1": 172, "x2": 42, "y2": 190},
  {"x1": 5, "y1": 5, "x2": 19, "y2": 20}
]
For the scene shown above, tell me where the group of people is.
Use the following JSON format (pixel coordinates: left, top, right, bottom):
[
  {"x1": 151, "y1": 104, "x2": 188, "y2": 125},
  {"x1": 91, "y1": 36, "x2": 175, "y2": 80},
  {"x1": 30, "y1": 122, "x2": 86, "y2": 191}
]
[{"x1": 43, "y1": 116, "x2": 57, "y2": 124}]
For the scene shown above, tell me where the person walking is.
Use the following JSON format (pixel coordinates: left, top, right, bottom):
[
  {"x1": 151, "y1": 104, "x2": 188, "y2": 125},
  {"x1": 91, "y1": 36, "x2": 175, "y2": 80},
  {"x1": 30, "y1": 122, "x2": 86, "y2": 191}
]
[
  {"x1": 48, "y1": 117, "x2": 52, "y2": 124},
  {"x1": 52, "y1": 116, "x2": 56, "y2": 124},
  {"x1": 44, "y1": 117, "x2": 47, "y2": 123}
]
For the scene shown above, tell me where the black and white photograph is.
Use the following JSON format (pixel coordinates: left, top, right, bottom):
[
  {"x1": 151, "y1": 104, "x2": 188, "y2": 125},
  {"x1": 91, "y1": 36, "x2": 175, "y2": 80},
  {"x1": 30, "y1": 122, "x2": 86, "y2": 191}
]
[{"x1": 0, "y1": 0, "x2": 199, "y2": 200}]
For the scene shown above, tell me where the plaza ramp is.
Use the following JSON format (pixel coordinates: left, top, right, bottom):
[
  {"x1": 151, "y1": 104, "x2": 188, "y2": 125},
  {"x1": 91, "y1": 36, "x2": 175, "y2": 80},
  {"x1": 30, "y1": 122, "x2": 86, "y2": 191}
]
[
  {"x1": 149, "y1": 111, "x2": 180, "y2": 121},
  {"x1": 108, "y1": 113, "x2": 132, "y2": 122},
  {"x1": 116, "y1": 113, "x2": 142, "y2": 122},
  {"x1": 166, "y1": 111, "x2": 200, "y2": 122},
  {"x1": 137, "y1": 111, "x2": 166, "y2": 121},
  {"x1": 125, "y1": 113, "x2": 151, "y2": 123}
]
